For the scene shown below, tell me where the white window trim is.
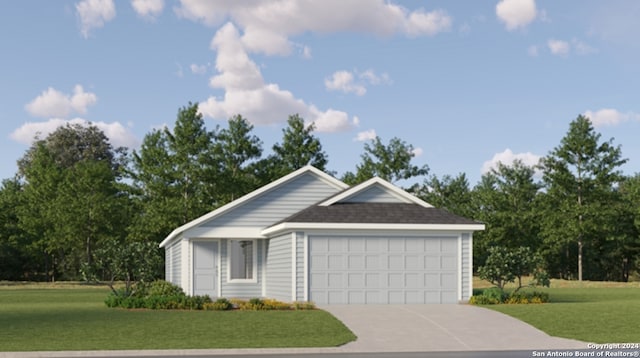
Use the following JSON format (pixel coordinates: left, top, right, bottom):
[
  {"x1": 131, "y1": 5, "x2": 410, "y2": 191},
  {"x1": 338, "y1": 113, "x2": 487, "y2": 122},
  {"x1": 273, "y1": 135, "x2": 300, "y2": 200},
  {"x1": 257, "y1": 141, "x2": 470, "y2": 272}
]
[{"x1": 227, "y1": 239, "x2": 258, "y2": 283}]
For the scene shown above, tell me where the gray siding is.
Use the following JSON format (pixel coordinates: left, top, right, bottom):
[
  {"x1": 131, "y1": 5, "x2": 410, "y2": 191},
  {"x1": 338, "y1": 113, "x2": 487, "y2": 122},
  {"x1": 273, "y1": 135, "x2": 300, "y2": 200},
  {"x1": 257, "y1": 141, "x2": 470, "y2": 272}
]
[
  {"x1": 220, "y1": 239, "x2": 264, "y2": 298},
  {"x1": 295, "y1": 232, "x2": 305, "y2": 301},
  {"x1": 342, "y1": 185, "x2": 404, "y2": 203},
  {"x1": 165, "y1": 240, "x2": 181, "y2": 286},
  {"x1": 202, "y1": 173, "x2": 341, "y2": 228},
  {"x1": 265, "y1": 234, "x2": 293, "y2": 302},
  {"x1": 461, "y1": 233, "x2": 471, "y2": 301}
]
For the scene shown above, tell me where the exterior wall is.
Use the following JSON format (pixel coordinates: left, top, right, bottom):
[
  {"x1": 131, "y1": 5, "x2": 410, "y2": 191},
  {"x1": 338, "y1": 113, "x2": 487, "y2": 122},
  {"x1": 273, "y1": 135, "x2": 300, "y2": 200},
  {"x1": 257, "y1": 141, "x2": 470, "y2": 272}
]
[
  {"x1": 264, "y1": 233, "x2": 293, "y2": 302},
  {"x1": 460, "y1": 233, "x2": 472, "y2": 302},
  {"x1": 342, "y1": 185, "x2": 404, "y2": 203},
  {"x1": 220, "y1": 239, "x2": 264, "y2": 298},
  {"x1": 295, "y1": 232, "x2": 305, "y2": 301},
  {"x1": 165, "y1": 240, "x2": 182, "y2": 287},
  {"x1": 201, "y1": 173, "x2": 342, "y2": 229}
]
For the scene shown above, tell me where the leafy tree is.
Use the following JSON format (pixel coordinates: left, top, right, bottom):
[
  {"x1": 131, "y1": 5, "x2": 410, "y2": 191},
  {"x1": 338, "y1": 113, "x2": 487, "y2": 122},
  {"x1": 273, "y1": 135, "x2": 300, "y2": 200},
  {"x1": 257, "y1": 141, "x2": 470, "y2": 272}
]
[
  {"x1": 478, "y1": 246, "x2": 549, "y2": 292},
  {"x1": 538, "y1": 115, "x2": 627, "y2": 280},
  {"x1": 129, "y1": 103, "x2": 219, "y2": 242},
  {"x1": 472, "y1": 160, "x2": 542, "y2": 268},
  {"x1": 91, "y1": 240, "x2": 162, "y2": 297},
  {"x1": 411, "y1": 173, "x2": 474, "y2": 218},
  {"x1": 0, "y1": 179, "x2": 34, "y2": 280},
  {"x1": 17, "y1": 123, "x2": 128, "y2": 280},
  {"x1": 214, "y1": 115, "x2": 263, "y2": 203},
  {"x1": 260, "y1": 114, "x2": 329, "y2": 182},
  {"x1": 342, "y1": 136, "x2": 428, "y2": 186}
]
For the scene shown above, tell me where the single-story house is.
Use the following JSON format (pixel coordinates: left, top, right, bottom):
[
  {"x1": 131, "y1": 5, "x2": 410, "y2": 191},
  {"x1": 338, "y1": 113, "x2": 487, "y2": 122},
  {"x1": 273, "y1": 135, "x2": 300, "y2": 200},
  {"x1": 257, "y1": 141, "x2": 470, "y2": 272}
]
[{"x1": 159, "y1": 166, "x2": 484, "y2": 304}]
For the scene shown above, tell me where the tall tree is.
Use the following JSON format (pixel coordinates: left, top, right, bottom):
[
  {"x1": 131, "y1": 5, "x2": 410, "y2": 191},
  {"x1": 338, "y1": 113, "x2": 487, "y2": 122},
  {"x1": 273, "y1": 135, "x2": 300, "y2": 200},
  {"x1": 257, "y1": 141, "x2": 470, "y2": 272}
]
[
  {"x1": 17, "y1": 123, "x2": 128, "y2": 280},
  {"x1": 129, "y1": 103, "x2": 218, "y2": 242},
  {"x1": 411, "y1": 173, "x2": 474, "y2": 218},
  {"x1": 0, "y1": 179, "x2": 35, "y2": 280},
  {"x1": 538, "y1": 115, "x2": 627, "y2": 280},
  {"x1": 471, "y1": 160, "x2": 542, "y2": 268},
  {"x1": 215, "y1": 115, "x2": 263, "y2": 203},
  {"x1": 342, "y1": 136, "x2": 428, "y2": 186},
  {"x1": 255, "y1": 114, "x2": 329, "y2": 183}
]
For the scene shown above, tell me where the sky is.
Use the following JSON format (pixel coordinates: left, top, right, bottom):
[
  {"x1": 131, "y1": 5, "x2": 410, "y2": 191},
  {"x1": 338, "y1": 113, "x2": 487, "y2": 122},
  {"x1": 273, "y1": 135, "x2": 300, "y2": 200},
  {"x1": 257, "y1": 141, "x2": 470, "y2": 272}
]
[{"x1": 1, "y1": 0, "x2": 639, "y2": 186}]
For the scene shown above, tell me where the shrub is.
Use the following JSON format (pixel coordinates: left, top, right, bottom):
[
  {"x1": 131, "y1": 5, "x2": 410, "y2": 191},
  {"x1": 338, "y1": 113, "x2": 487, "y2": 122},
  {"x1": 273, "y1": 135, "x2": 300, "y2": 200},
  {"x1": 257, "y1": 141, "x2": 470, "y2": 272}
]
[
  {"x1": 261, "y1": 298, "x2": 292, "y2": 310},
  {"x1": 204, "y1": 298, "x2": 232, "y2": 311},
  {"x1": 292, "y1": 301, "x2": 316, "y2": 310},
  {"x1": 147, "y1": 280, "x2": 185, "y2": 298}
]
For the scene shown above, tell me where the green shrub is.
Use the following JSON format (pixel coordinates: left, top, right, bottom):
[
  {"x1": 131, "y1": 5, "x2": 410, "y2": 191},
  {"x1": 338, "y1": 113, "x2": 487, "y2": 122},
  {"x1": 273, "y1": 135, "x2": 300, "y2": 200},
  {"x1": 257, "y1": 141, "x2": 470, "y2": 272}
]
[
  {"x1": 147, "y1": 280, "x2": 185, "y2": 298},
  {"x1": 261, "y1": 298, "x2": 292, "y2": 310},
  {"x1": 204, "y1": 298, "x2": 232, "y2": 311},
  {"x1": 292, "y1": 301, "x2": 316, "y2": 310}
]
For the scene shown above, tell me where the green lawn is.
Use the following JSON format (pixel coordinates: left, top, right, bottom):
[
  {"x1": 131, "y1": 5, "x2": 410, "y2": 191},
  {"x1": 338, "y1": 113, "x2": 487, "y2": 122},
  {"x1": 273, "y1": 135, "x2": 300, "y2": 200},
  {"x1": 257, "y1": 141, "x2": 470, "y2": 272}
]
[
  {"x1": 0, "y1": 284, "x2": 356, "y2": 352},
  {"x1": 475, "y1": 278, "x2": 640, "y2": 343}
]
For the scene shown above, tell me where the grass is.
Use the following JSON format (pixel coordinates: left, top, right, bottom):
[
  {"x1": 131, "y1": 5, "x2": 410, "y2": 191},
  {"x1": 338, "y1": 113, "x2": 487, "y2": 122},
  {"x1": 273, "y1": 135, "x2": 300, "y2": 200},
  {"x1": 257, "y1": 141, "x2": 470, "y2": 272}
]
[
  {"x1": 0, "y1": 283, "x2": 356, "y2": 352},
  {"x1": 473, "y1": 277, "x2": 640, "y2": 343}
]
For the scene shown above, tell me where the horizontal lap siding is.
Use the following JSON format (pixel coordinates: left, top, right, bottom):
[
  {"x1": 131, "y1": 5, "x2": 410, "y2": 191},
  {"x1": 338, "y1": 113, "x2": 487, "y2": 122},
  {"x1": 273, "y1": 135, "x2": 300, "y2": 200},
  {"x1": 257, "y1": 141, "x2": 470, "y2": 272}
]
[
  {"x1": 461, "y1": 233, "x2": 471, "y2": 301},
  {"x1": 265, "y1": 234, "x2": 293, "y2": 302},
  {"x1": 342, "y1": 185, "x2": 405, "y2": 203},
  {"x1": 296, "y1": 232, "x2": 305, "y2": 301},
  {"x1": 220, "y1": 239, "x2": 264, "y2": 298},
  {"x1": 202, "y1": 173, "x2": 342, "y2": 228}
]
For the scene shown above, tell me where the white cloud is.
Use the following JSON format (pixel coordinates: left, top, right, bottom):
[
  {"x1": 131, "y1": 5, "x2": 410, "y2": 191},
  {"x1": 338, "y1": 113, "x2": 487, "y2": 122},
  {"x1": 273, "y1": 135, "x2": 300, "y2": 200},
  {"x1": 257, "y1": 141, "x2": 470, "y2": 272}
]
[
  {"x1": 412, "y1": 147, "x2": 424, "y2": 157},
  {"x1": 481, "y1": 148, "x2": 541, "y2": 174},
  {"x1": 325, "y1": 71, "x2": 366, "y2": 96},
  {"x1": 354, "y1": 129, "x2": 377, "y2": 142},
  {"x1": 548, "y1": 39, "x2": 570, "y2": 56},
  {"x1": 10, "y1": 118, "x2": 139, "y2": 149},
  {"x1": 573, "y1": 39, "x2": 597, "y2": 55},
  {"x1": 174, "y1": 0, "x2": 451, "y2": 55},
  {"x1": 25, "y1": 85, "x2": 97, "y2": 119},
  {"x1": 325, "y1": 69, "x2": 391, "y2": 96},
  {"x1": 496, "y1": 0, "x2": 537, "y2": 31},
  {"x1": 190, "y1": 63, "x2": 208, "y2": 75},
  {"x1": 198, "y1": 22, "x2": 357, "y2": 132},
  {"x1": 300, "y1": 45, "x2": 312, "y2": 59},
  {"x1": 131, "y1": 0, "x2": 164, "y2": 19},
  {"x1": 76, "y1": 0, "x2": 116, "y2": 38},
  {"x1": 584, "y1": 108, "x2": 640, "y2": 127}
]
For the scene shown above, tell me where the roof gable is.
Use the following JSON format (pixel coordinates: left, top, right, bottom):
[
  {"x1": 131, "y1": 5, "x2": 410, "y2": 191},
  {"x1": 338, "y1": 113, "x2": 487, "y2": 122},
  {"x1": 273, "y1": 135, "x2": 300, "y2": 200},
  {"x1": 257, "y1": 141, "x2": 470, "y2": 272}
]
[
  {"x1": 159, "y1": 166, "x2": 348, "y2": 247},
  {"x1": 320, "y1": 177, "x2": 433, "y2": 207}
]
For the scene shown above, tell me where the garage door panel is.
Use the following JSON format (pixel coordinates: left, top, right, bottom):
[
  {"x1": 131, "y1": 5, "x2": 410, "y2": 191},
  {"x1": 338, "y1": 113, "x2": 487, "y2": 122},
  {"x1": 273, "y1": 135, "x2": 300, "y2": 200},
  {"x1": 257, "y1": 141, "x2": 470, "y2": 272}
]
[{"x1": 309, "y1": 236, "x2": 459, "y2": 304}]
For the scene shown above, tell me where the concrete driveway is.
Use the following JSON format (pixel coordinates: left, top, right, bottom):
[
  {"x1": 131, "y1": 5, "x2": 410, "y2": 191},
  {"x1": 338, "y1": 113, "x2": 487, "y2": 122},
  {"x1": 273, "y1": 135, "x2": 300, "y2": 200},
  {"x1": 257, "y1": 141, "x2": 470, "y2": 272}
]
[{"x1": 322, "y1": 304, "x2": 587, "y2": 352}]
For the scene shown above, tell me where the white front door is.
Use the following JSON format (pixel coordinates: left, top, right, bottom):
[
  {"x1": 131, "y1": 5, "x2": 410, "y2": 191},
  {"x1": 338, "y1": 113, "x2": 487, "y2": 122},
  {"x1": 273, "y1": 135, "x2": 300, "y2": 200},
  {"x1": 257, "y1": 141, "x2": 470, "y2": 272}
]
[{"x1": 193, "y1": 241, "x2": 218, "y2": 297}]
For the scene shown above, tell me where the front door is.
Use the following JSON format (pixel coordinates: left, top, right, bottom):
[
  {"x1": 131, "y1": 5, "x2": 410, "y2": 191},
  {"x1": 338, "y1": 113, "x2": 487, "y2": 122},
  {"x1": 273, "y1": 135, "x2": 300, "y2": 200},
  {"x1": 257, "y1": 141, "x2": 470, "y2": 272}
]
[{"x1": 193, "y1": 241, "x2": 218, "y2": 297}]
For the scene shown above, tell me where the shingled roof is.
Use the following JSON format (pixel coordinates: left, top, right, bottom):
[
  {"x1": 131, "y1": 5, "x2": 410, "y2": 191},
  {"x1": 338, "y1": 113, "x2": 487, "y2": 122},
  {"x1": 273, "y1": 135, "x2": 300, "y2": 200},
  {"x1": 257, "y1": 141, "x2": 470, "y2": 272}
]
[{"x1": 277, "y1": 202, "x2": 481, "y2": 225}]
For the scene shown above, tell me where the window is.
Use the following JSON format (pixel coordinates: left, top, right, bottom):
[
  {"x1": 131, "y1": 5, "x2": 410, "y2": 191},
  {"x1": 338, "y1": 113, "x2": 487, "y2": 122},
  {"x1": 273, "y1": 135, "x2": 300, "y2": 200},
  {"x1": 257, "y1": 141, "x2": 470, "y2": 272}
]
[{"x1": 229, "y1": 240, "x2": 254, "y2": 280}]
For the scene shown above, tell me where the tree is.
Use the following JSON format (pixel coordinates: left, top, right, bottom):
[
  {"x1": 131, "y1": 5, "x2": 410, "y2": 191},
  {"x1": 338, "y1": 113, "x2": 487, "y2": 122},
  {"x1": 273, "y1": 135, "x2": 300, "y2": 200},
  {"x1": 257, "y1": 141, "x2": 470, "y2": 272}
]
[
  {"x1": 0, "y1": 179, "x2": 34, "y2": 280},
  {"x1": 471, "y1": 160, "x2": 542, "y2": 268},
  {"x1": 478, "y1": 246, "x2": 549, "y2": 292},
  {"x1": 214, "y1": 115, "x2": 263, "y2": 203},
  {"x1": 262, "y1": 114, "x2": 329, "y2": 181},
  {"x1": 538, "y1": 115, "x2": 627, "y2": 280},
  {"x1": 129, "y1": 103, "x2": 219, "y2": 243},
  {"x1": 342, "y1": 136, "x2": 428, "y2": 186},
  {"x1": 411, "y1": 173, "x2": 474, "y2": 218},
  {"x1": 17, "y1": 123, "x2": 128, "y2": 280}
]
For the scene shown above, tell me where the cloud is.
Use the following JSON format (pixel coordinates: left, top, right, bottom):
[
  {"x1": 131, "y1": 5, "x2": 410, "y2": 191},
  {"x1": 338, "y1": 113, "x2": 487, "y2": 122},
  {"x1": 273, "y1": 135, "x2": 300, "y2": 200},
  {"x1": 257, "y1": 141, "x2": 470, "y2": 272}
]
[
  {"x1": 11, "y1": 118, "x2": 139, "y2": 149},
  {"x1": 174, "y1": 1, "x2": 451, "y2": 55},
  {"x1": 25, "y1": 85, "x2": 98, "y2": 119},
  {"x1": 496, "y1": 0, "x2": 537, "y2": 31},
  {"x1": 198, "y1": 23, "x2": 357, "y2": 132},
  {"x1": 325, "y1": 69, "x2": 391, "y2": 96},
  {"x1": 546, "y1": 38, "x2": 597, "y2": 57},
  {"x1": 131, "y1": 0, "x2": 164, "y2": 19},
  {"x1": 584, "y1": 108, "x2": 640, "y2": 127},
  {"x1": 76, "y1": 0, "x2": 116, "y2": 38},
  {"x1": 547, "y1": 39, "x2": 570, "y2": 56},
  {"x1": 190, "y1": 63, "x2": 208, "y2": 75},
  {"x1": 354, "y1": 129, "x2": 377, "y2": 142},
  {"x1": 412, "y1": 147, "x2": 424, "y2": 157},
  {"x1": 325, "y1": 71, "x2": 366, "y2": 96},
  {"x1": 481, "y1": 148, "x2": 541, "y2": 174}
]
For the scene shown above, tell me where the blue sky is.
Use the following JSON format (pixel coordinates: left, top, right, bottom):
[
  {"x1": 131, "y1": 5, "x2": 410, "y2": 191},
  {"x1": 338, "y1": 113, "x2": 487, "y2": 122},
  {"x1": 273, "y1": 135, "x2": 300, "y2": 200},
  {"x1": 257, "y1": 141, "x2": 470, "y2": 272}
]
[{"x1": 2, "y1": 0, "x2": 639, "y2": 186}]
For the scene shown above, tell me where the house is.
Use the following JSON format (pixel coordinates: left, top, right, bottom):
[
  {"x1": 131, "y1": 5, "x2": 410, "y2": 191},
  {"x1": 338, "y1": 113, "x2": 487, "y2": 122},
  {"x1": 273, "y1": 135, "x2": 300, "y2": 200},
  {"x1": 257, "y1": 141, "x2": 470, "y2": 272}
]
[{"x1": 159, "y1": 166, "x2": 484, "y2": 304}]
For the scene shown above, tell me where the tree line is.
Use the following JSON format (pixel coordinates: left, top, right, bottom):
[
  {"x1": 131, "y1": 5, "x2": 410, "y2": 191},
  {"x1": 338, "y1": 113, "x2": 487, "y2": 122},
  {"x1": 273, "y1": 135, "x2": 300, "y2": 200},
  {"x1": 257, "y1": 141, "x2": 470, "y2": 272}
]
[{"x1": 0, "y1": 103, "x2": 638, "y2": 282}]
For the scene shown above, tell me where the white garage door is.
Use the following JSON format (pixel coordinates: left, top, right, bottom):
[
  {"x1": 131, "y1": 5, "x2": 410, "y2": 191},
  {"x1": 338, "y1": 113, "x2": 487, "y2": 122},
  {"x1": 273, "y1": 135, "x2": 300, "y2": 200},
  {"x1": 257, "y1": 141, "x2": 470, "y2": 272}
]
[{"x1": 309, "y1": 236, "x2": 458, "y2": 304}]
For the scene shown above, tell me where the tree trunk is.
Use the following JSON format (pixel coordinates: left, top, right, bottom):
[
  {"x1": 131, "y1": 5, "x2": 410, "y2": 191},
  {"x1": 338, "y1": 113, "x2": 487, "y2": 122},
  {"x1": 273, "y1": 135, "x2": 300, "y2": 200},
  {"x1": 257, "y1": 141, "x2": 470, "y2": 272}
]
[{"x1": 577, "y1": 238, "x2": 583, "y2": 281}]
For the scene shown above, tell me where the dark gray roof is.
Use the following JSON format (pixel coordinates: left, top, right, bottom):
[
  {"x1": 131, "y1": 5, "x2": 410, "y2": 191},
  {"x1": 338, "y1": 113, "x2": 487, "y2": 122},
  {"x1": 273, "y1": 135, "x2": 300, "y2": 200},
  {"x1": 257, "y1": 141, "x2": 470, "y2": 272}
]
[{"x1": 278, "y1": 203, "x2": 481, "y2": 225}]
